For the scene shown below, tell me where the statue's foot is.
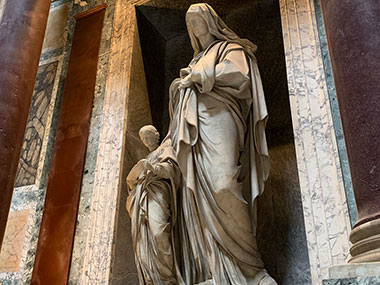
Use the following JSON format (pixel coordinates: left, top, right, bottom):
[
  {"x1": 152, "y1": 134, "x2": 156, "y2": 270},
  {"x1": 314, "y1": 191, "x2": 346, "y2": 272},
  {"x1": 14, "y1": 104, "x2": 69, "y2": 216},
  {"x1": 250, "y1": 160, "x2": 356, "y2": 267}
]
[
  {"x1": 247, "y1": 270, "x2": 277, "y2": 285},
  {"x1": 195, "y1": 279, "x2": 214, "y2": 285},
  {"x1": 258, "y1": 274, "x2": 277, "y2": 285}
]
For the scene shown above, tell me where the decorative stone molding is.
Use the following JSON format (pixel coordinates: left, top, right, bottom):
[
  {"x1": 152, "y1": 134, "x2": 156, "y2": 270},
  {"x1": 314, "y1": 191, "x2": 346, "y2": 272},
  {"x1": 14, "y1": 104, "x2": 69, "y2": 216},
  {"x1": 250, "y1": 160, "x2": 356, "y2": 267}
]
[
  {"x1": 349, "y1": 219, "x2": 380, "y2": 263},
  {"x1": 279, "y1": 0, "x2": 351, "y2": 283}
]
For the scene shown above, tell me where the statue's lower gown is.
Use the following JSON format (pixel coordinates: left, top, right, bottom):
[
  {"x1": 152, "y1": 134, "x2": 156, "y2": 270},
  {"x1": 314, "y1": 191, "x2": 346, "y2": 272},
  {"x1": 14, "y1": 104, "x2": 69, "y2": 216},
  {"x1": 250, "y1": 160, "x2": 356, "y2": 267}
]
[
  {"x1": 126, "y1": 140, "x2": 182, "y2": 285},
  {"x1": 168, "y1": 40, "x2": 272, "y2": 285}
]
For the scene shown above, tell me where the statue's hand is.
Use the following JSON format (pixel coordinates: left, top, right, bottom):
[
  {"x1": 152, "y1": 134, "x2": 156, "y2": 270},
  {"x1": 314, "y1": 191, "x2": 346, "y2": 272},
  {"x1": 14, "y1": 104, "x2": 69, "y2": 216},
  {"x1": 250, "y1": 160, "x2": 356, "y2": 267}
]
[
  {"x1": 178, "y1": 74, "x2": 192, "y2": 90},
  {"x1": 141, "y1": 159, "x2": 154, "y2": 172}
]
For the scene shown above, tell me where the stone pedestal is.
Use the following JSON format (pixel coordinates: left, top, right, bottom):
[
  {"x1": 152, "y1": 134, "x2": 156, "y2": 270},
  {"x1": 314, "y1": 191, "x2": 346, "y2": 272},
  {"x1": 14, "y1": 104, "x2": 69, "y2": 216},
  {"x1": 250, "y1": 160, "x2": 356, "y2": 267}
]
[
  {"x1": 320, "y1": 0, "x2": 380, "y2": 263},
  {"x1": 323, "y1": 263, "x2": 380, "y2": 285},
  {"x1": 349, "y1": 220, "x2": 380, "y2": 263}
]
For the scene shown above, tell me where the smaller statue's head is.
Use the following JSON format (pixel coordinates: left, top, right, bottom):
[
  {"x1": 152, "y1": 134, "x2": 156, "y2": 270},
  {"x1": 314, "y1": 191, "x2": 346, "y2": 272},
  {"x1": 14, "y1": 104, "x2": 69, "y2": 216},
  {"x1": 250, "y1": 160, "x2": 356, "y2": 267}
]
[{"x1": 139, "y1": 125, "x2": 159, "y2": 151}]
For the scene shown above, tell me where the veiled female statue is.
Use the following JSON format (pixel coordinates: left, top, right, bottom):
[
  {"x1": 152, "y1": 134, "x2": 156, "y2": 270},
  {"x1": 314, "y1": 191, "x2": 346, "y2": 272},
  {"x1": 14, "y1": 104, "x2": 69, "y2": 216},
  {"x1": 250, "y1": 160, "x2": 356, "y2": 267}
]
[
  {"x1": 127, "y1": 3, "x2": 276, "y2": 285},
  {"x1": 167, "y1": 3, "x2": 276, "y2": 285}
]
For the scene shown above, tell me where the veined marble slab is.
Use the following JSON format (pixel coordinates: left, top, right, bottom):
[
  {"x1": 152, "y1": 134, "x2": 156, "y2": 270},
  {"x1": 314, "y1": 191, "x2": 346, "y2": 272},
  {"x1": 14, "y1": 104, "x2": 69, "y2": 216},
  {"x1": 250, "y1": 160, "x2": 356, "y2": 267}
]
[
  {"x1": 323, "y1": 276, "x2": 380, "y2": 285},
  {"x1": 0, "y1": 186, "x2": 45, "y2": 284},
  {"x1": 15, "y1": 58, "x2": 62, "y2": 188},
  {"x1": 279, "y1": 0, "x2": 351, "y2": 283}
]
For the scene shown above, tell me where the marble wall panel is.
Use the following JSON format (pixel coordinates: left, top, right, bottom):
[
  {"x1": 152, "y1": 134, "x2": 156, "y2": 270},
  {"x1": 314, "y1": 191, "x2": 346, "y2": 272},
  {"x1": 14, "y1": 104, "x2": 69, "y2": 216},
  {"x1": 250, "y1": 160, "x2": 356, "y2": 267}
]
[
  {"x1": 15, "y1": 61, "x2": 59, "y2": 188},
  {"x1": 323, "y1": 277, "x2": 380, "y2": 285},
  {"x1": 0, "y1": 210, "x2": 29, "y2": 273},
  {"x1": 14, "y1": 0, "x2": 72, "y2": 190},
  {"x1": 42, "y1": 4, "x2": 69, "y2": 52},
  {"x1": 0, "y1": 186, "x2": 46, "y2": 284},
  {"x1": 279, "y1": 0, "x2": 351, "y2": 283}
]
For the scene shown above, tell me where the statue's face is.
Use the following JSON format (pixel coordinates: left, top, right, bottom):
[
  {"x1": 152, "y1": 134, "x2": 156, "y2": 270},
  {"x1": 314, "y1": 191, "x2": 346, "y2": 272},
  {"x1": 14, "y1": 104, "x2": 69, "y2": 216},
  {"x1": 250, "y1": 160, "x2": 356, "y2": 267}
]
[
  {"x1": 186, "y1": 13, "x2": 209, "y2": 39},
  {"x1": 140, "y1": 132, "x2": 158, "y2": 150}
]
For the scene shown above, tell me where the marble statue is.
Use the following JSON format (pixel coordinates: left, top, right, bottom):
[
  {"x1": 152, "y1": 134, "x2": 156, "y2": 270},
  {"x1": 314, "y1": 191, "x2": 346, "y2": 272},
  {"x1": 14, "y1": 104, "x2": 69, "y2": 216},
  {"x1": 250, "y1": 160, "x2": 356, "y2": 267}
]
[
  {"x1": 127, "y1": 3, "x2": 276, "y2": 284},
  {"x1": 126, "y1": 125, "x2": 182, "y2": 284},
  {"x1": 167, "y1": 3, "x2": 276, "y2": 285}
]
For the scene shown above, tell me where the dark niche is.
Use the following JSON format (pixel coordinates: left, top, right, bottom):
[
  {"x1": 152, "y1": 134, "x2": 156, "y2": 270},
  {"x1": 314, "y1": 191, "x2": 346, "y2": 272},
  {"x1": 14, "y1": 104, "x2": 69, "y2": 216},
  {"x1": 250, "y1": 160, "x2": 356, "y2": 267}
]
[{"x1": 136, "y1": 5, "x2": 193, "y2": 137}]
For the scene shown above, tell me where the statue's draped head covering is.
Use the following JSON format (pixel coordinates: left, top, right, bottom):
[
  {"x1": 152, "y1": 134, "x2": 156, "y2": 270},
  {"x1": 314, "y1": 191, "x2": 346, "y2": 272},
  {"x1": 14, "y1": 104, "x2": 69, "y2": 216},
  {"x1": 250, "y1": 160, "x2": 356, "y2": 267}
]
[{"x1": 186, "y1": 3, "x2": 257, "y2": 58}]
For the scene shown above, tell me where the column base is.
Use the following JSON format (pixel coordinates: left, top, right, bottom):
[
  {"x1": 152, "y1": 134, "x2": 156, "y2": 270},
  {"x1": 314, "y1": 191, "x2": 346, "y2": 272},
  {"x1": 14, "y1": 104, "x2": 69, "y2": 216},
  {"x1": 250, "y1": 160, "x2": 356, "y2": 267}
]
[
  {"x1": 322, "y1": 263, "x2": 380, "y2": 285},
  {"x1": 349, "y1": 219, "x2": 380, "y2": 263}
]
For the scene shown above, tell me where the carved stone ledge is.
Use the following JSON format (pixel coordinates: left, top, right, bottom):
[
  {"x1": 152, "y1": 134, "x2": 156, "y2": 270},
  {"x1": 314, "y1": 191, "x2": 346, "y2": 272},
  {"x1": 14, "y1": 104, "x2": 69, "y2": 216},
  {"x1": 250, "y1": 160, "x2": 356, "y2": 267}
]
[{"x1": 349, "y1": 219, "x2": 380, "y2": 263}]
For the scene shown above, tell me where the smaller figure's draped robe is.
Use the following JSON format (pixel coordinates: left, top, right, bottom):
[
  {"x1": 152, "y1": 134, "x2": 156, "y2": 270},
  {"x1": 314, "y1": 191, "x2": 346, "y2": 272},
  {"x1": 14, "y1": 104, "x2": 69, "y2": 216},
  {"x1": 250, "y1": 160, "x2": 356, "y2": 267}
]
[
  {"x1": 126, "y1": 139, "x2": 182, "y2": 285},
  {"x1": 169, "y1": 40, "x2": 269, "y2": 284}
]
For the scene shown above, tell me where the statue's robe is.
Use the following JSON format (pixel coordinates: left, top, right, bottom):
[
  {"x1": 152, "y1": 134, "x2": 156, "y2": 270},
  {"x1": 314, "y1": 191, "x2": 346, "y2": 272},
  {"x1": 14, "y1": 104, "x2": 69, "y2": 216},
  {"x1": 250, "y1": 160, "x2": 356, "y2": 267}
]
[
  {"x1": 169, "y1": 40, "x2": 270, "y2": 285},
  {"x1": 126, "y1": 139, "x2": 182, "y2": 284}
]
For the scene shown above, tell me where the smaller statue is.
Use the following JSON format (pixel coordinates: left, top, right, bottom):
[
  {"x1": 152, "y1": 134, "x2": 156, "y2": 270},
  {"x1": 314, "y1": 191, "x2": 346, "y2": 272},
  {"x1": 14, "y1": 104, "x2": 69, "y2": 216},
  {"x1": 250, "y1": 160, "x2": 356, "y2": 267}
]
[{"x1": 126, "y1": 125, "x2": 182, "y2": 284}]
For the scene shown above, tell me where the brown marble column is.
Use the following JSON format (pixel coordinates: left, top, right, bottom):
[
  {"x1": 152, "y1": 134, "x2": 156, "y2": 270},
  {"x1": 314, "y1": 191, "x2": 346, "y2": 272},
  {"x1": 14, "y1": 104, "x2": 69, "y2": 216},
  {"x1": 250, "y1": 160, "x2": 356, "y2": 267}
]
[
  {"x1": 320, "y1": 1, "x2": 380, "y2": 262},
  {"x1": 0, "y1": 0, "x2": 51, "y2": 246}
]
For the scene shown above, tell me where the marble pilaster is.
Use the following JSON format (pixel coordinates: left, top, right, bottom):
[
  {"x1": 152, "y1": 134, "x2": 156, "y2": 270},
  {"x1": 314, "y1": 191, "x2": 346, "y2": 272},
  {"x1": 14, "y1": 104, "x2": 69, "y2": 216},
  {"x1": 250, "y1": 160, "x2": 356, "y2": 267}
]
[
  {"x1": 279, "y1": 0, "x2": 351, "y2": 283},
  {"x1": 78, "y1": 0, "x2": 150, "y2": 283}
]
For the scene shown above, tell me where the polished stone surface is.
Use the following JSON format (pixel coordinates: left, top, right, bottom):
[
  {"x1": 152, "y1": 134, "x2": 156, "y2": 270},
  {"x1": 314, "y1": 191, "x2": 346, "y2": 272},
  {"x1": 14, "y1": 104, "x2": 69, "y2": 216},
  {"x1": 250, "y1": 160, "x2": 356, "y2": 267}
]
[
  {"x1": 320, "y1": 0, "x2": 380, "y2": 227},
  {"x1": 329, "y1": 263, "x2": 380, "y2": 279},
  {"x1": 323, "y1": 277, "x2": 380, "y2": 285},
  {"x1": 0, "y1": 0, "x2": 51, "y2": 247}
]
